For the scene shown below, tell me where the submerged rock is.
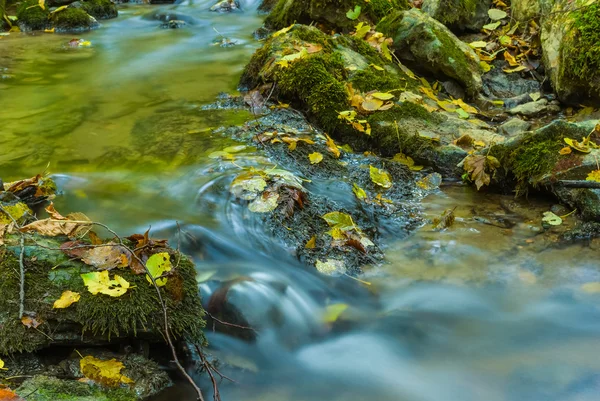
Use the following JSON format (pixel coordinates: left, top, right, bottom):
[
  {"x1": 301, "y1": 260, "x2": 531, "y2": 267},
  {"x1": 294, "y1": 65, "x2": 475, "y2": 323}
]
[
  {"x1": 210, "y1": 0, "x2": 240, "y2": 12},
  {"x1": 421, "y1": 0, "x2": 491, "y2": 32},
  {"x1": 541, "y1": 0, "x2": 600, "y2": 105},
  {"x1": 377, "y1": 8, "x2": 483, "y2": 96}
]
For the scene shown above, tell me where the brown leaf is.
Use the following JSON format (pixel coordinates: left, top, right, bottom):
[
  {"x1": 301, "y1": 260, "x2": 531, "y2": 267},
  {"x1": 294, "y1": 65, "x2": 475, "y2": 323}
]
[
  {"x1": 244, "y1": 89, "x2": 265, "y2": 113},
  {"x1": 345, "y1": 239, "x2": 367, "y2": 253},
  {"x1": 432, "y1": 207, "x2": 456, "y2": 231},
  {"x1": 21, "y1": 315, "x2": 42, "y2": 329},
  {"x1": 81, "y1": 243, "x2": 129, "y2": 270},
  {"x1": 6, "y1": 175, "x2": 41, "y2": 193},
  {"x1": 45, "y1": 202, "x2": 66, "y2": 220},
  {"x1": 0, "y1": 388, "x2": 25, "y2": 401},
  {"x1": 463, "y1": 154, "x2": 500, "y2": 190},
  {"x1": 21, "y1": 214, "x2": 92, "y2": 238},
  {"x1": 88, "y1": 231, "x2": 103, "y2": 245}
]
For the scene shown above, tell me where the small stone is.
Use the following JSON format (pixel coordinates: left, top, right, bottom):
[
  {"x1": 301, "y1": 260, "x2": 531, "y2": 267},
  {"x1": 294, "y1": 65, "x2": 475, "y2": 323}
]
[
  {"x1": 498, "y1": 117, "x2": 531, "y2": 137},
  {"x1": 509, "y1": 99, "x2": 549, "y2": 117}
]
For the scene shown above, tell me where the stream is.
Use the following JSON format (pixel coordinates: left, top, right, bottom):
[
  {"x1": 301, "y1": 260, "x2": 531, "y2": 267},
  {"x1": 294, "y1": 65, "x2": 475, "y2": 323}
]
[{"x1": 2, "y1": 1, "x2": 600, "y2": 400}]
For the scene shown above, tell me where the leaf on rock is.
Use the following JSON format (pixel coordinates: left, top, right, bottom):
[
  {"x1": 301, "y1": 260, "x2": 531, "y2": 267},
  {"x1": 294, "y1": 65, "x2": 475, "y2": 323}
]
[
  {"x1": 53, "y1": 290, "x2": 81, "y2": 309},
  {"x1": 21, "y1": 315, "x2": 42, "y2": 328},
  {"x1": 416, "y1": 173, "x2": 443, "y2": 190},
  {"x1": 0, "y1": 358, "x2": 7, "y2": 370},
  {"x1": 80, "y1": 356, "x2": 134, "y2": 387},
  {"x1": 0, "y1": 388, "x2": 24, "y2": 401},
  {"x1": 352, "y1": 183, "x2": 367, "y2": 200},
  {"x1": 369, "y1": 165, "x2": 393, "y2": 189},
  {"x1": 586, "y1": 170, "x2": 600, "y2": 182},
  {"x1": 325, "y1": 134, "x2": 341, "y2": 158},
  {"x1": 353, "y1": 22, "x2": 371, "y2": 39},
  {"x1": 230, "y1": 173, "x2": 268, "y2": 200},
  {"x1": 81, "y1": 271, "x2": 130, "y2": 297},
  {"x1": 371, "y1": 92, "x2": 394, "y2": 101},
  {"x1": 145, "y1": 252, "x2": 172, "y2": 287},
  {"x1": 463, "y1": 154, "x2": 500, "y2": 190},
  {"x1": 488, "y1": 8, "x2": 507, "y2": 20},
  {"x1": 559, "y1": 146, "x2": 572, "y2": 155},
  {"x1": 305, "y1": 236, "x2": 316, "y2": 249},
  {"x1": 322, "y1": 211, "x2": 356, "y2": 231},
  {"x1": 45, "y1": 202, "x2": 66, "y2": 220},
  {"x1": 346, "y1": 5, "x2": 361, "y2": 20},
  {"x1": 81, "y1": 244, "x2": 129, "y2": 270},
  {"x1": 272, "y1": 24, "x2": 294, "y2": 38},
  {"x1": 393, "y1": 153, "x2": 423, "y2": 171},
  {"x1": 482, "y1": 21, "x2": 501, "y2": 30},
  {"x1": 248, "y1": 191, "x2": 279, "y2": 213},
  {"x1": 315, "y1": 259, "x2": 345, "y2": 276},
  {"x1": 308, "y1": 152, "x2": 323, "y2": 164},
  {"x1": 20, "y1": 212, "x2": 92, "y2": 238}
]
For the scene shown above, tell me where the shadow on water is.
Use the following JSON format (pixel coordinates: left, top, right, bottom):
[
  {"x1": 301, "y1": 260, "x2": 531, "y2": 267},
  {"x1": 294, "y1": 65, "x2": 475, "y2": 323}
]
[{"x1": 2, "y1": 1, "x2": 600, "y2": 400}]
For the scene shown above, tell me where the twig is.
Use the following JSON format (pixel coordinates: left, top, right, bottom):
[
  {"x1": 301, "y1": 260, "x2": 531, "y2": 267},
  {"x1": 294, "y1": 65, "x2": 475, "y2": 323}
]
[
  {"x1": 198, "y1": 348, "x2": 220, "y2": 401},
  {"x1": 206, "y1": 311, "x2": 257, "y2": 333}
]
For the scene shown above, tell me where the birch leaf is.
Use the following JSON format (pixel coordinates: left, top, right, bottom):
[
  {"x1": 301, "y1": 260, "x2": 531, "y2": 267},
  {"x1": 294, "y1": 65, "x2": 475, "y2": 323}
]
[
  {"x1": 145, "y1": 252, "x2": 172, "y2": 287},
  {"x1": 53, "y1": 290, "x2": 80, "y2": 309},
  {"x1": 81, "y1": 271, "x2": 130, "y2": 297}
]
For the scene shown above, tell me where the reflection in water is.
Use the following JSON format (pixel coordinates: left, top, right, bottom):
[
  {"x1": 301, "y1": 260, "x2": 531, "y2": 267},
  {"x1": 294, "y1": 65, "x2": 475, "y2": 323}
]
[{"x1": 2, "y1": 1, "x2": 600, "y2": 401}]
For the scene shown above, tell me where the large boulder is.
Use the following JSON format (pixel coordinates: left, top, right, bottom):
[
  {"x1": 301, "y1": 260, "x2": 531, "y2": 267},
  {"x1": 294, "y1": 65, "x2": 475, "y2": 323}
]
[
  {"x1": 541, "y1": 0, "x2": 600, "y2": 105},
  {"x1": 17, "y1": 0, "x2": 100, "y2": 32},
  {"x1": 377, "y1": 8, "x2": 483, "y2": 96},
  {"x1": 264, "y1": 0, "x2": 410, "y2": 32},
  {"x1": 81, "y1": 0, "x2": 118, "y2": 20},
  {"x1": 422, "y1": 0, "x2": 492, "y2": 32}
]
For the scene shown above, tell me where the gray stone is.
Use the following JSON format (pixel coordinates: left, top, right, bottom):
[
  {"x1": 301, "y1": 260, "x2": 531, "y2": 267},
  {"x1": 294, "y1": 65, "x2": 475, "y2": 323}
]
[
  {"x1": 499, "y1": 117, "x2": 531, "y2": 137},
  {"x1": 509, "y1": 99, "x2": 549, "y2": 117}
]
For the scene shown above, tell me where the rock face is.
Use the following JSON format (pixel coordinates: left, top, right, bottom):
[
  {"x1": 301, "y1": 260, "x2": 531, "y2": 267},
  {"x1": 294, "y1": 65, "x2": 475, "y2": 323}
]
[
  {"x1": 264, "y1": 0, "x2": 410, "y2": 32},
  {"x1": 377, "y1": 8, "x2": 483, "y2": 96},
  {"x1": 422, "y1": 0, "x2": 491, "y2": 32},
  {"x1": 541, "y1": 0, "x2": 600, "y2": 105}
]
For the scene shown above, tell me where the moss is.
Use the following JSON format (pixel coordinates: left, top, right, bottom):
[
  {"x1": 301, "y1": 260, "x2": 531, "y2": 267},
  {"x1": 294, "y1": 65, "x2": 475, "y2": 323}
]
[
  {"x1": 81, "y1": 0, "x2": 117, "y2": 20},
  {"x1": 425, "y1": 0, "x2": 478, "y2": 28},
  {"x1": 0, "y1": 238, "x2": 205, "y2": 355},
  {"x1": 16, "y1": 0, "x2": 49, "y2": 31},
  {"x1": 563, "y1": 3, "x2": 600, "y2": 86},
  {"x1": 350, "y1": 68, "x2": 406, "y2": 92},
  {"x1": 16, "y1": 376, "x2": 136, "y2": 401},
  {"x1": 52, "y1": 8, "x2": 93, "y2": 31},
  {"x1": 0, "y1": 202, "x2": 31, "y2": 224}
]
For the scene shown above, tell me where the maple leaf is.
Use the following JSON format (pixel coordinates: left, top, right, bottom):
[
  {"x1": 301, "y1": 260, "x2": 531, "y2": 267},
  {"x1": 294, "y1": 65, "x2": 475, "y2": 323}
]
[{"x1": 463, "y1": 154, "x2": 500, "y2": 190}]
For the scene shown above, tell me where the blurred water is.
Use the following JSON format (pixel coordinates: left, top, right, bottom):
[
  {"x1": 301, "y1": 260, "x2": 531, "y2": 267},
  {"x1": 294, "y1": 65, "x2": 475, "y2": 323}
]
[{"x1": 2, "y1": 2, "x2": 600, "y2": 401}]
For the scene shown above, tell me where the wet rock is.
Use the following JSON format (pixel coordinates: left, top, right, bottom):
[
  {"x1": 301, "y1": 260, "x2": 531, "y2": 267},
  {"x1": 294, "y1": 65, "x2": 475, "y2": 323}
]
[
  {"x1": 498, "y1": 117, "x2": 531, "y2": 137},
  {"x1": 508, "y1": 99, "x2": 560, "y2": 117},
  {"x1": 17, "y1": 0, "x2": 101, "y2": 32},
  {"x1": 422, "y1": 0, "x2": 491, "y2": 32},
  {"x1": 161, "y1": 19, "x2": 185, "y2": 29},
  {"x1": 17, "y1": 0, "x2": 51, "y2": 31},
  {"x1": 377, "y1": 8, "x2": 483, "y2": 96},
  {"x1": 482, "y1": 60, "x2": 541, "y2": 99},
  {"x1": 81, "y1": 0, "x2": 118, "y2": 20},
  {"x1": 258, "y1": 0, "x2": 278, "y2": 13},
  {"x1": 52, "y1": 7, "x2": 99, "y2": 32},
  {"x1": 541, "y1": 0, "x2": 600, "y2": 105},
  {"x1": 142, "y1": 10, "x2": 198, "y2": 25},
  {"x1": 264, "y1": 0, "x2": 410, "y2": 32},
  {"x1": 554, "y1": 187, "x2": 600, "y2": 222},
  {"x1": 210, "y1": 0, "x2": 240, "y2": 12}
]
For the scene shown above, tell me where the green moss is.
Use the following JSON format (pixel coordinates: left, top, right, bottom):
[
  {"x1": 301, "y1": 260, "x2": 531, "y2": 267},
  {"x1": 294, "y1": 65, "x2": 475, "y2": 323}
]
[
  {"x1": 363, "y1": 0, "x2": 410, "y2": 21},
  {"x1": 426, "y1": 0, "x2": 477, "y2": 28},
  {"x1": 52, "y1": 8, "x2": 92, "y2": 30},
  {"x1": 0, "y1": 202, "x2": 31, "y2": 224},
  {"x1": 16, "y1": 0, "x2": 49, "y2": 31},
  {"x1": 563, "y1": 3, "x2": 600, "y2": 85},
  {"x1": 81, "y1": 0, "x2": 117, "y2": 20},
  {"x1": 16, "y1": 376, "x2": 136, "y2": 401},
  {"x1": 0, "y1": 238, "x2": 205, "y2": 355},
  {"x1": 350, "y1": 68, "x2": 405, "y2": 92}
]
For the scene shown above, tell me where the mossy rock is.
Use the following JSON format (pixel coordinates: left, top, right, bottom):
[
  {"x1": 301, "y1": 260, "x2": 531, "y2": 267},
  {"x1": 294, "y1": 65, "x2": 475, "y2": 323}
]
[
  {"x1": 51, "y1": 7, "x2": 97, "y2": 32},
  {"x1": 541, "y1": 0, "x2": 600, "y2": 105},
  {"x1": 0, "y1": 234, "x2": 206, "y2": 355},
  {"x1": 377, "y1": 8, "x2": 483, "y2": 96},
  {"x1": 421, "y1": 0, "x2": 491, "y2": 32},
  {"x1": 17, "y1": 0, "x2": 50, "y2": 31},
  {"x1": 81, "y1": 0, "x2": 117, "y2": 20},
  {"x1": 15, "y1": 376, "x2": 137, "y2": 401},
  {"x1": 264, "y1": 0, "x2": 410, "y2": 32}
]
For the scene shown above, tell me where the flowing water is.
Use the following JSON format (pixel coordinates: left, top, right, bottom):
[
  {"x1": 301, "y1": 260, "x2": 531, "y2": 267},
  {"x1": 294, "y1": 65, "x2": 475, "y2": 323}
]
[{"x1": 2, "y1": 2, "x2": 600, "y2": 401}]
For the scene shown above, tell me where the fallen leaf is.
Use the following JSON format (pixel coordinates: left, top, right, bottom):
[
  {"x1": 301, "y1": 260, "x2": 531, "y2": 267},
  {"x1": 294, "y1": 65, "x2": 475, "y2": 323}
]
[
  {"x1": 80, "y1": 356, "x2": 134, "y2": 387},
  {"x1": 324, "y1": 134, "x2": 341, "y2": 158},
  {"x1": 346, "y1": 5, "x2": 361, "y2": 20},
  {"x1": 322, "y1": 211, "x2": 356, "y2": 231},
  {"x1": 581, "y1": 282, "x2": 600, "y2": 294},
  {"x1": 0, "y1": 388, "x2": 24, "y2": 401},
  {"x1": 369, "y1": 165, "x2": 393, "y2": 189},
  {"x1": 542, "y1": 211, "x2": 562, "y2": 226},
  {"x1": 371, "y1": 92, "x2": 394, "y2": 101},
  {"x1": 315, "y1": 259, "x2": 345, "y2": 276},
  {"x1": 80, "y1": 244, "x2": 129, "y2": 270},
  {"x1": 305, "y1": 236, "x2": 316, "y2": 249},
  {"x1": 322, "y1": 303, "x2": 348, "y2": 323},
  {"x1": 482, "y1": 21, "x2": 501, "y2": 30},
  {"x1": 529, "y1": 92, "x2": 541, "y2": 102},
  {"x1": 21, "y1": 211, "x2": 92, "y2": 238},
  {"x1": 249, "y1": 191, "x2": 279, "y2": 213},
  {"x1": 469, "y1": 41, "x2": 488, "y2": 48},
  {"x1": 354, "y1": 22, "x2": 371, "y2": 39},
  {"x1": 393, "y1": 153, "x2": 424, "y2": 171},
  {"x1": 53, "y1": 290, "x2": 81, "y2": 309},
  {"x1": 463, "y1": 154, "x2": 500, "y2": 190},
  {"x1": 488, "y1": 8, "x2": 507, "y2": 20},
  {"x1": 352, "y1": 183, "x2": 367, "y2": 200},
  {"x1": 145, "y1": 252, "x2": 172, "y2": 287},
  {"x1": 308, "y1": 152, "x2": 324, "y2": 164},
  {"x1": 0, "y1": 358, "x2": 7, "y2": 370},
  {"x1": 230, "y1": 173, "x2": 268, "y2": 200},
  {"x1": 559, "y1": 146, "x2": 572, "y2": 155},
  {"x1": 272, "y1": 24, "x2": 294, "y2": 38},
  {"x1": 81, "y1": 271, "x2": 130, "y2": 297},
  {"x1": 432, "y1": 208, "x2": 456, "y2": 230},
  {"x1": 21, "y1": 316, "x2": 42, "y2": 328}
]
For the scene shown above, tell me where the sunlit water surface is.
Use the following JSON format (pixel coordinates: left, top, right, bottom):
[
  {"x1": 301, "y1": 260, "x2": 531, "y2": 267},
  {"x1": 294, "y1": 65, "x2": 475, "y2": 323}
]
[{"x1": 2, "y1": 2, "x2": 600, "y2": 401}]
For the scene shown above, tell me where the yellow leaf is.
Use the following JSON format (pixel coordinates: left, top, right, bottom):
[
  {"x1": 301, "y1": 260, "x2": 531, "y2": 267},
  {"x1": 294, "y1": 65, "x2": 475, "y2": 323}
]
[
  {"x1": 322, "y1": 303, "x2": 348, "y2": 323},
  {"x1": 369, "y1": 165, "x2": 393, "y2": 189},
  {"x1": 53, "y1": 290, "x2": 80, "y2": 309},
  {"x1": 503, "y1": 65, "x2": 526, "y2": 73},
  {"x1": 0, "y1": 358, "x2": 7, "y2": 370},
  {"x1": 586, "y1": 170, "x2": 600, "y2": 182},
  {"x1": 479, "y1": 61, "x2": 491, "y2": 72},
  {"x1": 81, "y1": 271, "x2": 130, "y2": 297},
  {"x1": 145, "y1": 252, "x2": 172, "y2": 287},
  {"x1": 581, "y1": 282, "x2": 600, "y2": 294},
  {"x1": 371, "y1": 92, "x2": 394, "y2": 100},
  {"x1": 315, "y1": 259, "x2": 344, "y2": 276},
  {"x1": 559, "y1": 146, "x2": 572, "y2": 155},
  {"x1": 305, "y1": 236, "x2": 316, "y2": 249},
  {"x1": 354, "y1": 22, "x2": 371, "y2": 39},
  {"x1": 38, "y1": 0, "x2": 45, "y2": 10},
  {"x1": 452, "y1": 98, "x2": 477, "y2": 114},
  {"x1": 248, "y1": 191, "x2": 279, "y2": 213},
  {"x1": 322, "y1": 211, "x2": 356, "y2": 231},
  {"x1": 325, "y1": 134, "x2": 340, "y2": 158},
  {"x1": 273, "y1": 24, "x2": 294, "y2": 37},
  {"x1": 564, "y1": 137, "x2": 591, "y2": 153},
  {"x1": 50, "y1": 5, "x2": 68, "y2": 13},
  {"x1": 369, "y1": 63, "x2": 384, "y2": 71},
  {"x1": 308, "y1": 152, "x2": 323, "y2": 164},
  {"x1": 393, "y1": 153, "x2": 423, "y2": 171},
  {"x1": 277, "y1": 48, "x2": 308, "y2": 69},
  {"x1": 361, "y1": 98, "x2": 384, "y2": 111},
  {"x1": 352, "y1": 183, "x2": 367, "y2": 200},
  {"x1": 80, "y1": 356, "x2": 134, "y2": 387},
  {"x1": 44, "y1": 27, "x2": 55, "y2": 33},
  {"x1": 469, "y1": 41, "x2": 488, "y2": 48}
]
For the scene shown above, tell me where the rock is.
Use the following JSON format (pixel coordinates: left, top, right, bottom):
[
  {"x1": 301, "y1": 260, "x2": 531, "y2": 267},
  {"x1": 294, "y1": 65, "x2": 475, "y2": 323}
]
[
  {"x1": 258, "y1": 0, "x2": 278, "y2": 13},
  {"x1": 161, "y1": 19, "x2": 186, "y2": 29},
  {"x1": 52, "y1": 7, "x2": 99, "y2": 32},
  {"x1": 17, "y1": 0, "x2": 50, "y2": 31},
  {"x1": 554, "y1": 187, "x2": 600, "y2": 222},
  {"x1": 377, "y1": 8, "x2": 483, "y2": 96},
  {"x1": 482, "y1": 59, "x2": 541, "y2": 99},
  {"x1": 264, "y1": 0, "x2": 410, "y2": 32},
  {"x1": 421, "y1": 0, "x2": 492, "y2": 32},
  {"x1": 17, "y1": 0, "x2": 101, "y2": 32},
  {"x1": 499, "y1": 117, "x2": 531, "y2": 137},
  {"x1": 508, "y1": 98, "x2": 561, "y2": 117},
  {"x1": 81, "y1": 0, "x2": 118, "y2": 20},
  {"x1": 511, "y1": 0, "x2": 555, "y2": 23},
  {"x1": 142, "y1": 10, "x2": 198, "y2": 25},
  {"x1": 209, "y1": 0, "x2": 240, "y2": 12},
  {"x1": 541, "y1": 0, "x2": 600, "y2": 105}
]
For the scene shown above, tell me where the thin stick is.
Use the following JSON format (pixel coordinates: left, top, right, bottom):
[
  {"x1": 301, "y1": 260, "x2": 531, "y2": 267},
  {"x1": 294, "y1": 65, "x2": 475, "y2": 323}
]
[{"x1": 206, "y1": 311, "x2": 257, "y2": 333}]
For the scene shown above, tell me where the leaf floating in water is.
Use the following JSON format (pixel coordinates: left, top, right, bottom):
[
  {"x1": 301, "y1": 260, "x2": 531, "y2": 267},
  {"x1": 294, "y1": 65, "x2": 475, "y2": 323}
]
[
  {"x1": 80, "y1": 356, "x2": 134, "y2": 387},
  {"x1": 416, "y1": 173, "x2": 443, "y2": 190},
  {"x1": 308, "y1": 152, "x2": 323, "y2": 164},
  {"x1": 81, "y1": 271, "x2": 130, "y2": 297},
  {"x1": 53, "y1": 290, "x2": 80, "y2": 309},
  {"x1": 208, "y1": 151, "x2": 235, "y2": 160},
  {"x1": 369, "y1": 165, "x2": 392, "y2": 189},
  {"x1": 223, "y1": 145, "x2": 247, "y2": 153},
  {"x1": 542, "y1": 211, "x2": 562, "y2": 226},
  {"x1": 432, "y1": 207, "x2": 456, "y2": 231},
  {"x1": 145, "y1": 252, "x2": 172, "y2": 287},
  {"x1": 248, "y1": 191, "x2": 279, "y2": 213},
  {"x1": 322, "y1": 303, "x2": 348, "y2": 323},
  {"x1": 230, "y1": 173, "x2": 268, "y2": 200},
  {"x1": 581, "y1": 282, "x2": 600, "y2": 294}
]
